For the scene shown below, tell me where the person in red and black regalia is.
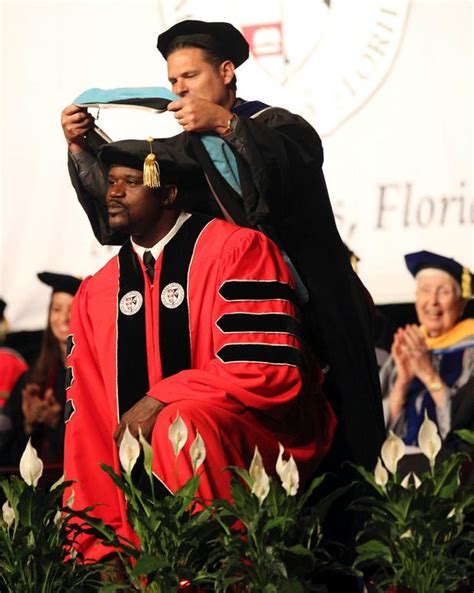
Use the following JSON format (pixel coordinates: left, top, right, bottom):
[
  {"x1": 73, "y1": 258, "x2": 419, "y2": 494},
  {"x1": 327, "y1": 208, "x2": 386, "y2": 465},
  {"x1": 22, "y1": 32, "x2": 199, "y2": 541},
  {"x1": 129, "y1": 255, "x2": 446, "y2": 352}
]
[
  {"x1": 0, "y1": 298, "x2": 28, "y2": 410},
  {"x1": 63, "y1": 138, "x2": 337, "y2": 562},
  {"x1": 0, "y1": 298, "x2": 28, "y2": 464}
]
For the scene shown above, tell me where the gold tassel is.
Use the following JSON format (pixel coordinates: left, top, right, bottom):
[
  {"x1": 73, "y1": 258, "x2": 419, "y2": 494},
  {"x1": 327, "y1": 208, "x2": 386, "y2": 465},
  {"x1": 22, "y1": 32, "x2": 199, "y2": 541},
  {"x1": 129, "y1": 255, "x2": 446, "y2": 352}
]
[
  {"x1": 350, "y1": 254, "x2": 359, "y2": 274},
  {"x1": 461, "y1": 266, "x2": 472, "y2": 299},
  {"x1": 143, "y1": 136, "x2": 161, "y2": 188}
]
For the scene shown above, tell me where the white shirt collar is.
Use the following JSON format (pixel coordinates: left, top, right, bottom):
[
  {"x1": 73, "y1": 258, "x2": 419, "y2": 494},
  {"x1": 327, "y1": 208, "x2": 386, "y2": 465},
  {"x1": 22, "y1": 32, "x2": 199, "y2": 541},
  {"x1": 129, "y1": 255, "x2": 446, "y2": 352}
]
[{"x1": 131, "y1": 211, "x2": 192, "y2": 261}]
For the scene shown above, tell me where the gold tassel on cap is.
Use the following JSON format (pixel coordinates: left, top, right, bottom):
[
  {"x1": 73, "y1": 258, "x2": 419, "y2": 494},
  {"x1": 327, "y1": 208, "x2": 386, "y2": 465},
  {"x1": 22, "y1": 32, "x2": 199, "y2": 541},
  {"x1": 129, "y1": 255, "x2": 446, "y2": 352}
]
[
  {"x1": 143, "y1": 136, "x2": 161, "y2": 188},
  {"x1": 461, "y1": 266, "x2": 472, "y2": 299},
  {"x1": 350, "y1": 254, "x2": 359, "y2": 274}
]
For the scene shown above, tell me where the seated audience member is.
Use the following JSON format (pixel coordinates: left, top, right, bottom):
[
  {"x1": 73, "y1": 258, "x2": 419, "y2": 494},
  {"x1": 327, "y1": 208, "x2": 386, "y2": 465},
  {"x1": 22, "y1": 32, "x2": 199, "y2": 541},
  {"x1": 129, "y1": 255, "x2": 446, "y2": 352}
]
[
  {"x1": 2, "y1": 273, "x2": 81, "y2": 467},
  {"x1": 0, "y1": 299, "x2": 28, "y2": 464},
  {"x1": 0, "y1": 299, "x2": 28, "y2": 407},
  {"x1": 380, "y1": 251, "x2": 474, "y2": 473}
]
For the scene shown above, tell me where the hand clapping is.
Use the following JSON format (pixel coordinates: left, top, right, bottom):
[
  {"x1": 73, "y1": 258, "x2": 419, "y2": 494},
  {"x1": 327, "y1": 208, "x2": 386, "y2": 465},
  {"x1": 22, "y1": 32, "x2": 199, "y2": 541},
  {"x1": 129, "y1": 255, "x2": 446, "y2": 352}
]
[
  {"x1": 22, "y1": 384, "x2": 61, "y2": 433},
  {"x1": 392, "y1": 324, "x2": 435, "y2": 385}
]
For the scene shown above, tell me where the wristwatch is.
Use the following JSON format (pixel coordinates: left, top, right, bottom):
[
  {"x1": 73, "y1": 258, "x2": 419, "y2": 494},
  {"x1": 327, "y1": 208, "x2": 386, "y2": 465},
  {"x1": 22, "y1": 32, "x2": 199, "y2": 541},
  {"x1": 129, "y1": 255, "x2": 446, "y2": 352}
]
[
  {"x1": 222, "y1": 113, "x2": 236, "y2": 135},
  {"x1": 428, "y1": 378, "x2": 443, "y2": 391}
]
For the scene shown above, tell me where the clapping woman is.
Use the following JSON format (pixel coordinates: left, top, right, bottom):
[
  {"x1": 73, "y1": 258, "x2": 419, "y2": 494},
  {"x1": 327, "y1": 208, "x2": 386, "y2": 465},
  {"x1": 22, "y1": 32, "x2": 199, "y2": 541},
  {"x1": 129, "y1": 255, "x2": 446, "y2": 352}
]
[
  {"x1": 380, "y1": 251, "x2": 473, "y2": 470},
  {"x1": 2, "y1": 272, "x2": 81, "y2": 467}
]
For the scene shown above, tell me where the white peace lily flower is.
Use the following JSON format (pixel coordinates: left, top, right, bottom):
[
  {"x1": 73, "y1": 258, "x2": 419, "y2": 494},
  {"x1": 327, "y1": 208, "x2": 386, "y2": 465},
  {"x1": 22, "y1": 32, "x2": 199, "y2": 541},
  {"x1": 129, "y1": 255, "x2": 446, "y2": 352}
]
[
  {"x1": 401, "y1": 472, "x2": 422, "y2": 489},
  {"x1": 189, "y1": 431, "x2": 206, "y2": 474},
  {"x1": 374, "y1": 457, "x2": 389, "y2": 488},
  {"x1": 138, "y1": 427, "x2": 154, "y2": 477},
  {"x1": 447, "y1": 507, "x2": 456, "y2": 519},
  {"x1": 400, "y1": 473, "x2": 410, "y2": 489},
  {"x1": 418, "y1": 412, "x2": 442, "y2": 468},
  {"x1": 251, "y1": 464, "x2": 270, "y2": 504},
  {"x1": 19, "y1": 438, "x2": 44, "y2": 486},
  {"x1": 275, "y1": 442, "x2": 287, "y2": 478},
  {"x1": 280, "y1": 455, "x2": 299, "y2": 496},
  {"x1": 2, "y1": 501, "x2": 15, "y2": 528},
  {"x1": 168, "y1": 412, "x2": 188, "y2": 456},
  {"x1": 275, "y1": 443, "x2": 300, "y2": 495},
  {"x1": 249, "y1": 446, "x2": 266, "y2": 482},
  {"x1": 381, "y1": 430, "x2": 406, "y2": 475},
  {"x1": 400, "y1": 529, "x2": 412, "y2": 539},
  {"x1": 119, "y1": 425, "x2": 140, "y2": 474},
  {"x1": 413, "y1": 472, "x2": 422, "y2": 489}
]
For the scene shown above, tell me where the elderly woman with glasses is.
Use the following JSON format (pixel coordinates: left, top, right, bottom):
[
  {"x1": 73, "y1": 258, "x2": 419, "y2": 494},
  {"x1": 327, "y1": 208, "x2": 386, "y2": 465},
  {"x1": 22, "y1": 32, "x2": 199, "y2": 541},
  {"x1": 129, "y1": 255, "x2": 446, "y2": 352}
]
[{"x1": 380, "y1": 251, "x2": 473, "y2": 470}]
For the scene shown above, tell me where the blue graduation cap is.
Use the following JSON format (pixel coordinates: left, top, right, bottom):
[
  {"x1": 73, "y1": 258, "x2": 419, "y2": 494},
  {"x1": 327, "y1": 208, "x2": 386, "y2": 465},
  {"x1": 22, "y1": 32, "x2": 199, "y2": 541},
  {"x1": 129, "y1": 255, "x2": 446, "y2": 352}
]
[{"x1": 404, "y1": 250, "x2": 473, "y2": 299}]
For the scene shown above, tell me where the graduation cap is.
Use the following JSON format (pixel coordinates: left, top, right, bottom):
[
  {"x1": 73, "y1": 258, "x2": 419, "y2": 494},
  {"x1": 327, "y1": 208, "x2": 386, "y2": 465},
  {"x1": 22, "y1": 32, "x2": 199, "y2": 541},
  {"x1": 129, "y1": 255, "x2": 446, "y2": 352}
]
[
  {"x1": 37, "y1": 272, "x2": 82, "y2": 296},
  {"x1": 98, "y1": 137, "x2": 205, "y2": 190},
  {"x1": 157, "y1": 20, "x2": 249, "y2": 67},
  {"x1": 405, "y1": 250, "x2": 473, "y2": 299}
]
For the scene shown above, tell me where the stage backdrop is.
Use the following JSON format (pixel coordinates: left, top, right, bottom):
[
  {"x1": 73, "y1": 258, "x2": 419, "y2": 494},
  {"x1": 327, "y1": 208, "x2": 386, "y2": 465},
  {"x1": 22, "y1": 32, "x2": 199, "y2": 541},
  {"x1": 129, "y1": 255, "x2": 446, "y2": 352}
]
[{"x1": 1, "y1": 0, "x2": 472, "y2": 330}]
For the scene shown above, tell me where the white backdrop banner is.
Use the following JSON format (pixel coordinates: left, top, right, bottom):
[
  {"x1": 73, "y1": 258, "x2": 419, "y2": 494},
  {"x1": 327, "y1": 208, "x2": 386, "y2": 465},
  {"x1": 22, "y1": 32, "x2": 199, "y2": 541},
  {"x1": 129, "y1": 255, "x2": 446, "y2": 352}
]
[{"x1": 0, "y1": 0, "x2": 472, "y2": 330}]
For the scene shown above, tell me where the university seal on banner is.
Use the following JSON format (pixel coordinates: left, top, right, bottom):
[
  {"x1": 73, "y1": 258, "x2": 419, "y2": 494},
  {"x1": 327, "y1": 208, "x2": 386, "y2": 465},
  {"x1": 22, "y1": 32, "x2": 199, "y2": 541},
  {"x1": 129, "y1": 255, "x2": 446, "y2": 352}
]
[
  {"x1": 158, "y1": 0, "x2": 410, "y2": 136},
  {"x1": 161, "y1": 282, "x2": 185, "y2": 309},
  {"x1": 120, "y1": 290, "x2": 143, "y2": 316}
]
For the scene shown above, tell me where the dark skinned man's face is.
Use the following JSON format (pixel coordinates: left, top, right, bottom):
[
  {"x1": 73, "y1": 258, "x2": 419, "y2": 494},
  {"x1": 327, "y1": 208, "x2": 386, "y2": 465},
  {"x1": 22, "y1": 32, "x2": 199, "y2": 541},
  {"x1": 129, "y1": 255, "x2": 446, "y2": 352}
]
[{"x1": 106, "y1": 166, "x2": 166, "y2": 235}]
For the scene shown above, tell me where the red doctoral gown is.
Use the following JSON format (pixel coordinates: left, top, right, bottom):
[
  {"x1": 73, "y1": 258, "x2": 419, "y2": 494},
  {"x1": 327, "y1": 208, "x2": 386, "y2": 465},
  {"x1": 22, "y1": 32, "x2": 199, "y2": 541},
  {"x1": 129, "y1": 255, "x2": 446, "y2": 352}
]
[{"x1": 64, "y1": 215, "x2": 335, "y2": 560}]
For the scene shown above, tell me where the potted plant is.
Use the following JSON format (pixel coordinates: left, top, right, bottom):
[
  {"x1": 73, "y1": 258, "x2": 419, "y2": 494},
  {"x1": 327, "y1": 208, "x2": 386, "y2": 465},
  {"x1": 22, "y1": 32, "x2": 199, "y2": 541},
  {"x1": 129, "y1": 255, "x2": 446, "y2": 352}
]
[
  {"x1": 79, "y1": 416, "x2": 347, "y2": 592},
  {"x1": 352, "y1": 415, "x2": 474, "y2": 593},
  {"x1": 208, "y1": 444, "x2": 348, "y2": 593},
  {"x1": 70, "y1": 418, "x2": 224, "y2": 592},
  {"x1": 0, "y1": 439, "x2": 103, "y2": 593}
]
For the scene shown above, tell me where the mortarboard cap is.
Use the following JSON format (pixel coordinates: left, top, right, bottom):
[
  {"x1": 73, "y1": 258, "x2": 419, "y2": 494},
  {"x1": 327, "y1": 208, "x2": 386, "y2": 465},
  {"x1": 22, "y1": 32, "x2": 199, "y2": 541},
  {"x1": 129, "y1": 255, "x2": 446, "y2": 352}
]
[
  {"x1": 404, "y1": 250, "x2": 473, "y2": 299},
  {"x1": 98, "y1": 137, "x2": 205, "y2": 189},
  {"x1": 37, "y1": 272, "x2": 82, "y2": 296},
  {"x1": 157, "y1": 20, "x2": 249, "y2": 67}
]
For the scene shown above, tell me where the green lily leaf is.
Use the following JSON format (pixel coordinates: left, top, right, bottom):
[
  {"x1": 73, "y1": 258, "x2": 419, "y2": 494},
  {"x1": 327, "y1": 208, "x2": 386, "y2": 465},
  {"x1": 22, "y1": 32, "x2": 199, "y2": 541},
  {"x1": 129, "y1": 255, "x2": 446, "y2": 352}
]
[
  {"x1": 131, "y1": 553, "x2": 168, "y2": 577},
  {"x1": 286, "y1": 544, "x2": 314, "y2": 557},
  {"x1": 454, "y1": 429, "x2": 474, "y2": 445},
  {"x1": 355, "y1": 539, "x2": 393, "y2": 564}
]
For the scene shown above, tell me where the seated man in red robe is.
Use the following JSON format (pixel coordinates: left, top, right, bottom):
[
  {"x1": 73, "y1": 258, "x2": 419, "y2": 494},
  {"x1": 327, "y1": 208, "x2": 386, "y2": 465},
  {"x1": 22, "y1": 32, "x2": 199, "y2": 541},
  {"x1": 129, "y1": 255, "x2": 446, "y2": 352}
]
[{"x1": 63, "y1": 138, "x2": 336, "y2": 561}]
